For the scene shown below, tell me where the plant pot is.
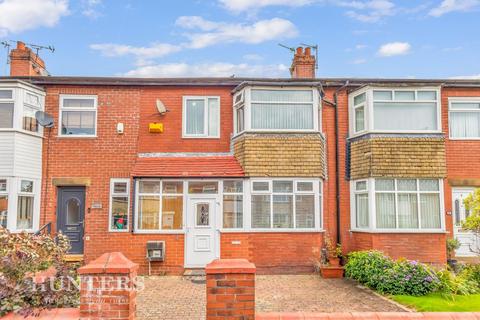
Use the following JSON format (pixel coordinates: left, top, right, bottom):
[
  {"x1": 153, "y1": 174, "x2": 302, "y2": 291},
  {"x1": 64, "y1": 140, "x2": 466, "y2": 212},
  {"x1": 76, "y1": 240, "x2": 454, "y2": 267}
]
[
  {"x1": 320, "y1": 266, "x2": 344, "y2": 278},
  {"x1": 447, "y1": 259, "x2": 458, "y2": 269},
  {"x1": 329, "y1": 257, "x2": 341, "y2": 267}
]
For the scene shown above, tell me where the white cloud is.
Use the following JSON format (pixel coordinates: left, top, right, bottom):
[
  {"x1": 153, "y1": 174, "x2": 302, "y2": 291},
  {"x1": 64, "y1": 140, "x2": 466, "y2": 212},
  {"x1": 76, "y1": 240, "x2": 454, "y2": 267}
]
[
  {"x1": 442, "y1": 46, "x2": 463, "y2": 52},
  {"x1": 341, "y1": 0, "x2": 396, "y2": 22},
  {"x1": 176, "y1": 16, "x2": 298, "y2": 49},
  {"x1": 0, "y1": 0, "x2": 69, "y2": 36},
  {"x1": 450, "y1": 74, "x2": 480, "y2": 79},
  {"x1": 243, "y1": 53, "x2": 263, "y2": 61},
  {"x1": 377, "y1": 42, "x2": 411, "y2": 57},
  {"x1": 219, "y1": 0, "x2": 314, "y2": 12},
  {"x1": 429, "y1": 0, "x2": 480, "y2": 17},
  {"x1": 82, "y1": 0, "x2": 103, "y2": 18},
  {"x1": 351, "y1": 58, "x2": 367, "y2": 64},
  {"x1": 122, "y1": 62, "x2": 289, "y2": 77},
  {"x1": 90, "y1": 43, "x2": 182, "y2": 59}
]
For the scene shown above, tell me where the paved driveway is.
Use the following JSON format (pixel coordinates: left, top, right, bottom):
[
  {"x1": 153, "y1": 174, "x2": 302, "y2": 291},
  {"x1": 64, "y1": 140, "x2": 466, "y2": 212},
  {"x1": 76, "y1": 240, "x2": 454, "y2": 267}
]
[{"x1": 136, "y1": 275, "x2": 405, "y2": 320}]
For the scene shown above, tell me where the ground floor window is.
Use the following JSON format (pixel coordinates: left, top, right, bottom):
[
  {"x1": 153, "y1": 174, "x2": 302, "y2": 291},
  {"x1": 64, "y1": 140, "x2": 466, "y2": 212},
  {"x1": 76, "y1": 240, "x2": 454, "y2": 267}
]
[
  {"x1": 0, "y1": 179, "x2": 7, "y2": 228},
  {"x1": 351, "y1": 178, "x2": 443, "y2": 231},
  {"x1": 223, "y1": 180, "x2": 243, "y2": 228},
  {"x1": 109, "y1": 179, "x2": 130, "y2": 231}
]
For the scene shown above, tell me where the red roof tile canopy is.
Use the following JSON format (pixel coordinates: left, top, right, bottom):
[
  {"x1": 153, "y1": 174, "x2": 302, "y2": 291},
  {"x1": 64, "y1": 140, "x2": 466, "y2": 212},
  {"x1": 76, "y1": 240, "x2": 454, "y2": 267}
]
[{"x1": 132, "y1": 156, "x2": 245, "y2": 177}]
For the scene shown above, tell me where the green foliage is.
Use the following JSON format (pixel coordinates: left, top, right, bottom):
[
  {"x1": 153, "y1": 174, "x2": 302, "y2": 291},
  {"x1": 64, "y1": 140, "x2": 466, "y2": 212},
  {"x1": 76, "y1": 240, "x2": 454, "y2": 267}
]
[
  {"x1": 436, "y1": 269, "x2": 479, "y2": 296},
  {"x1": 458, "y1": 264, "x2": 480, "y2": 288},
  {"x1": 446, "y1": 238, "x2": 461, "y2": 259},
  {"x1": 392, "y1": 293, "x2": 480, "y2": 312},
  {"x1": 345, "y1": 250, "x2": 440, "y2": 296},
  {"x1": 0, "y1": 227, "x2": 79, "y2": 316}
]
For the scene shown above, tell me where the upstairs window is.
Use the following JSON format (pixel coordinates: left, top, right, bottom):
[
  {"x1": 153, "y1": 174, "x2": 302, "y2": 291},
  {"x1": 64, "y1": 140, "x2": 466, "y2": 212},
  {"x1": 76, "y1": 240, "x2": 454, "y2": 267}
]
[
  {"x1": 59, "y1": 95, "x2": 97, "y2": 136},
  {"x1": 351, "y1": 88, "x2": 440, "y2": 134},
  {"x1": 0, "y1": 89, "x2": 14, "y2": 129},
  {"x1": 183, "y1": 96, "x2": 220, "y2": 138},
  {"x1": 449, "y1": 98, "x2": 480, "y2": 139},
  {"x1": 23, "y1": 92, "x2": 42, "y2": 133}
]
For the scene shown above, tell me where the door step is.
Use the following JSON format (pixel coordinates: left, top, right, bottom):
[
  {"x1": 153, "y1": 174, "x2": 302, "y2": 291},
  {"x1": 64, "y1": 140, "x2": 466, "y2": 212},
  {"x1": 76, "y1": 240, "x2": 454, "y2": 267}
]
[
  {"x1": 64, "y1": 254, "x2": 84, "y2": 263},
  {"x1": 183, "y1": 269, "x2": 206, "y2": 283}
]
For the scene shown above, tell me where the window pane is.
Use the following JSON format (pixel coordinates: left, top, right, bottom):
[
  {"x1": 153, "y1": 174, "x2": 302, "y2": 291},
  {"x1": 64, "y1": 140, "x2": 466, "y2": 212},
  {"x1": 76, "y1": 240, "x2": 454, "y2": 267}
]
[
  {"x1": 252, "y1": 195, "x2": 270, "y2": 228},
  {"x1": 0, "y1": 196, "x2": 8, "y2": 228},
  {"x1": 251, "y1": 103, "x2": 313, "y2": 130},
  {"x1": 66, "y1": 198, "x2": 80, "y2": 224},
  {"x1": 251, "y1": 90, "x2": 313, "y2": 102},
  {"x1": 236, "y1": 106, "x2": 244, "y2": 133},
  {"x1": 450, "y1": 112, "x2": 480, "y2": 138},
  {"x1": 25, "y1": 93, "x2": 40, "y2": 106},
  {"x1": 188, "y1": 181, "x2": 218, "y2": 194},
  {"x1": 17, "y1": 196, "x2": 33, "y2": 229},
  {"x1": 420, "y1": 194, "x2": 440, "y2": 229},
  {"x1": 418, "y1": 91, "x2": 436, "y2": 100},
  {"x1": 21, "y1": 180, "x2": 33, "y2": 193},
  {"x1": 223, "y1": 180, "x2": 243, "y2": 193},
  {"x1": 375, "y1": 179, "x2": 395, "y2": 191},
  {"x1": 223, "y1": 195, "x2": 243, "y2": 228},
  {"x1": 373, "y1": 91, "x2": 392, "y2": 101},
  {"x1": 0, "y1": 179, "x2": 6, "y2": 192},
  {"x1": 61, "y1": 111, "x2": 95, "y2": 135},
  {"x1": 395, "y1": 91, "x2": 415, "y2": 100},
  {"x1": 111, "y1": 196, "x2": 128, "y2": 230},
  {"x1": 23, "y1": 105, "x2": 38, "y2": 132},
  {"x1": 273, "y1": 195, "x2": 293, "y2": 228},
  {"x1": 208, "y1": 98, "x2": 219, "y2": 137},
  {"x1": 373, "y1": 102, "x2": 437, "y2": 131},
  {"x1": 138, "y1": 195, "x2": 159, "y2": 230},
  {"x1": 0, "y1": 90, "x2": 12, "y2": 99},
  {"x1": 296, "y1": 195, "x2": 314, "y2": 228},
  {"x1": 397, "y1": 179, "x2": 417, "y2": 191},
  {"x1": 163, "y1": 181, "x2": 183, "y2": 194},
  {"x1": 376, "y1": 193, "x2": 396, "y2": 228},
  {"x1": 419, "y1": 179, "x2": 439, "y2": 191},
  {"x1": 355, "y1": 181, "x2": 367, "y2": 191},
  {"x1": 297, "y1": 181, "x2": 313, "y2": 192},
  {"x1": 356, "y1": 193, "x2": 369, "y2": 228},
  {"x1": 139, "y1": 181, "x2": 160, "y2": 193},
  {"x1": 398, "y1": 194, "x2": 418, "y2": 228},
  {"x1": 63, "y1": 98, "x2": 95, "y2": 108},
  {"x1": 196, "y1": 202, "x2": 210, "y2": 226},
  {"x1": 354, "y1": 93, "x2": 366, "y2": 105},
  {"x1": 252, "y1": 181, "x2": 269, "y2": 192},
  {"x1": 162, "y1": 195, "x2": 183, "y2": 229},
  {"x1": 185, "y1": 99, "x2": 205, "y2": 135},
  {"x1": 273, "y1": 181, "x2": 293, "y2": 193},
  {"x1": 0, "y1": 103, "x2": 14, "y2": 128},
  {"x1": 355, "y1": 106, "x2": 365, "y2": 132},
  {"x1": 113, "y1": 182, "x2": 128, "y2": 194},
  {"x1": 451, "y1": 102, "x2": 480, "y2": 110}
]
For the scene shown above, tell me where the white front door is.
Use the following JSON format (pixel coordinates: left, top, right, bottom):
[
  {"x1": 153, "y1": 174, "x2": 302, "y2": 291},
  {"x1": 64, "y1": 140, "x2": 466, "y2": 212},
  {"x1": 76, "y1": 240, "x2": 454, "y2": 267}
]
[
  {"x1": 185, "y1": 197, "x2": 219, "y2": 267},
  {"x1": 452, "y1": 188, "x2": 480, "y2": 257}
]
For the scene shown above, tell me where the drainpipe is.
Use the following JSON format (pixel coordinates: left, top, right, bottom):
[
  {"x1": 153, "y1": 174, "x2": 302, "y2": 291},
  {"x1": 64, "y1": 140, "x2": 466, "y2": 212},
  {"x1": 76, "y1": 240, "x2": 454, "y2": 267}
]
[{"x1": 318, "y1": 81, "x2": 349, "y2": 245}]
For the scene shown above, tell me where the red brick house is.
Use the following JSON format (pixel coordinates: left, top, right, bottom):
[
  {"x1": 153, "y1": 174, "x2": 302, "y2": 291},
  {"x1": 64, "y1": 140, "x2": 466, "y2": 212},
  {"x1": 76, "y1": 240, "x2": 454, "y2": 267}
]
[{"x1": 1, "y1": 42, "x2": 479, "y2": 274}]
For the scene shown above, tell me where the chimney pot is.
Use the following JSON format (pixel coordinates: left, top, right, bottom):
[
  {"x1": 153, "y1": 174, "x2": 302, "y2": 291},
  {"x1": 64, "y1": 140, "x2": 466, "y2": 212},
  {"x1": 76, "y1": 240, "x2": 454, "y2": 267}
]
[
  {"x1": 296, "y1": 47, "x2": 303, "y2": 55},
  {"x1": 9, "y1": 40, "x2": 48, "y2": 77},
  {"x1": 305, "y1": 47, "x2": 311, "y2": 56},
  {"x1": 290, "y1": 46, "x2": 316, "y2": 79},
  {"x1": 17, "y1": 41, "x2": 26, "y2": 50}
]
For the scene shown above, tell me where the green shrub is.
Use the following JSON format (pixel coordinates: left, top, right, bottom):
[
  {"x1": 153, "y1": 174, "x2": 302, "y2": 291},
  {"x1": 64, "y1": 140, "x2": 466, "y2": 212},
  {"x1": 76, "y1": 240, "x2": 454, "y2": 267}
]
[
  {"x1": 459, "y1": 264, "x2": 480, "y2": 286},
  {"x1": 345, "y1": 250, "x2": 394, "y2": 289},
  {"x1": 436, "y1": 269, "x2": 479, "y2": 296}
]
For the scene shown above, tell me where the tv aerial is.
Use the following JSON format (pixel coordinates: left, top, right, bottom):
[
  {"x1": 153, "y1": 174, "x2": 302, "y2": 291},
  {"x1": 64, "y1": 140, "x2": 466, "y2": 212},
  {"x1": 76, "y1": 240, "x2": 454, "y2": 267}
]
[{"x1": 300, "y1": 43, "x2": 319, "y2": 70}]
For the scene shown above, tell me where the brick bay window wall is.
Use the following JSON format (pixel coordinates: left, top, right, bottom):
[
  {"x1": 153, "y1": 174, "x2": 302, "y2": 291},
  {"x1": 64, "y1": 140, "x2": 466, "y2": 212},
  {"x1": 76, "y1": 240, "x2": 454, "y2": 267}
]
[{"x1": 348, "y1": 86, "x2": 448, "y2": 264}]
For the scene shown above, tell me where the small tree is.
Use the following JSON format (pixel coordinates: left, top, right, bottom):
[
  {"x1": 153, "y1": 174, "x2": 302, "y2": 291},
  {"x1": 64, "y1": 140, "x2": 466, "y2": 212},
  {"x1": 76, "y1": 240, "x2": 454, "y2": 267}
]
[{"x1": 462, "y1": 189, "x2": 480, "y2": 256}]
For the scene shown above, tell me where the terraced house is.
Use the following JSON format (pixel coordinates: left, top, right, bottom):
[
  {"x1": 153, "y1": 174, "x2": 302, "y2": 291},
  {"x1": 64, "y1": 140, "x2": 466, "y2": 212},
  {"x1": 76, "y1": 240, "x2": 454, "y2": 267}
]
[{"x1": 1, "y1": 41, "x2": 479, "y2": 274}]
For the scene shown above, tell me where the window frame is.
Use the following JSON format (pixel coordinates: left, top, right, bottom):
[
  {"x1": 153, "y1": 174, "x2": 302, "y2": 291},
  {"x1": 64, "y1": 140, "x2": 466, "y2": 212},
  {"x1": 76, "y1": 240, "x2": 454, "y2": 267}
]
[
  {"x1": 0, "y1": 178, "x2": 8, "y2": 229},
  {"x1": 233, "y1": 86, "x2": 321, "y2": 135},
  {"x1": 109, "y1": 178, "x2": 130, "y2": 232},
  {"x1": 22, "y1": 91, "x2": 43, "y2": 133},
  {"x1": 448, "y1": 97, "x2": 480, "y2": 140},
  {"x1": 222, "y1": 179, "x2": 244, "y2": 230},
  {"x1": 58, "y1": 94, "x2": 98, "y2": 138},
  {"x1": 16, "y1": 179, "x2": 35, "y2": 231},
  {"x1": 349, "y1": 87, "x2": 442, "y2": 137},
  {"x1": 350, "y1": 178, "x2": 445, "y2": 233},
  {"x1": 182, "y1": 96, "x2": 221, "y2": 139}
]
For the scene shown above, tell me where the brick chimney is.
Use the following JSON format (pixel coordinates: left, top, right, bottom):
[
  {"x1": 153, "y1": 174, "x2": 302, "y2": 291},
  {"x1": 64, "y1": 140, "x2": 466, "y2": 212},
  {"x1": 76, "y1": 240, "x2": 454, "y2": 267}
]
[
  {"x1": 290, "y1": 46, "x2": 316, "y2": 79},
  {"x1": 9, "y1": 41, "x2": 48, "y2": 77}
]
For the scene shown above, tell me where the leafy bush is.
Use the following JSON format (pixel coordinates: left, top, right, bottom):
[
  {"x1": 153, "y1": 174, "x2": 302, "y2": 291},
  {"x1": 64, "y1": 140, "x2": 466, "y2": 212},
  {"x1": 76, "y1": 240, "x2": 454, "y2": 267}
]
[
  {"x1": 0, "y1": 227, "x2": 79, "y2": 316},
  {"x1": 345, "y1": 250, "x2": 440, "y2": 296},
  {"x1": 436, "y1": 269, "x2": 479, "y2": 296}
]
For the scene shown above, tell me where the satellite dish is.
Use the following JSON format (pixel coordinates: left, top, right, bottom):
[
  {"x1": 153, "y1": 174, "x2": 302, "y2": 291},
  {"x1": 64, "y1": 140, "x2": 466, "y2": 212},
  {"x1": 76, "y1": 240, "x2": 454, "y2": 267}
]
[
  {"x1": 156, "y1": 99, "x2": 169, "y2": 115},
  {"x1": 35, "y1": 111, "x2": 54, "y2": 128}
]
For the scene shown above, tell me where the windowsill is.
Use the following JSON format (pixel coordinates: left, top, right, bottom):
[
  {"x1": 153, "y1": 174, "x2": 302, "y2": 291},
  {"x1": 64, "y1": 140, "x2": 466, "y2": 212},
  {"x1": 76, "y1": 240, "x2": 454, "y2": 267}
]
[
  {"x1": 232, "y1": 130, "x2": 322, "y2": 139},
  {"x1": 133, "y1": 230, "x2": 185, "y2": 234},
  {"x1": 350, "y1": 229, "x2": 448, "y2": 234},
  {"x1": 108, "y1": 229, "x2": 129, "y2": 233},
  {"x1": 182, "y1": 136, "x2": 220, "y2": 139},
  {"x1": 57, "y1": 135, "x2": 97, "y2": 139},
  {"x1": 448, "y1": 137, "x2": 480, "y2": 141},
  {"x1": 220, "y1": 228, "x2": 324, "y2": 233},
  {"x1": 349, "y1": 130, "x2": 443, "y2": 139},
  {"x1": 0, "y1": 128, "x2": 43, "y2": 138}
]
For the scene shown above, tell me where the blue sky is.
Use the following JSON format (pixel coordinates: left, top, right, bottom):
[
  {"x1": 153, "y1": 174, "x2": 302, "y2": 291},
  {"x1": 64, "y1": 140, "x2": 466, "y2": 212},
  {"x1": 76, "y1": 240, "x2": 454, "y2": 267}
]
[{"x1": 0, "y1": 0, "x2": 479, "y2": 79}]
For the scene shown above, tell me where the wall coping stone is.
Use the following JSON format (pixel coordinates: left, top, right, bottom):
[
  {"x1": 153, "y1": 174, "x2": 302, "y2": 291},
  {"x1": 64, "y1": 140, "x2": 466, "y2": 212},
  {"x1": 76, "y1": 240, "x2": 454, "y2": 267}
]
[
  {"x1": 78, "y1": 252, "x2": 138, "y2": 274},
  {"x1": 206, "y1": 258, "x2": 256, "y2": 274}
]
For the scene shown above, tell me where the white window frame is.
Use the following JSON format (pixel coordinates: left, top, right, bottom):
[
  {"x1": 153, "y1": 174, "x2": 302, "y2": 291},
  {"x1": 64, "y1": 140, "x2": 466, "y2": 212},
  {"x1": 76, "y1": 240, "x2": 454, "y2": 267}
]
[
  {"x1": 15, "y1": 179, "x2": 36, "y2": 232},
  {"x1": 22, "y1": 91, "x2": 43, "y2": 134},
  {"x1": 448, "y1": 97, "x2": 480, "y2": 140},
  {"x1": 182, "y1": 96, "x2": 221, "y2": 139},
  {"x1": 353, "y1": 93, "x2": 367, "y2": 134},
  {"x1": 353, "y1": 179, "x2": 369, "y2": 229},
  {"x1": 233, "y1": 86, "x2": 321, "y2": 135},
  {"x1": 0, "y1": 177, "x2": 8, "y2": 229},
  {"x1": 222, "y1": 179, "x2": 244, "y2": 230},
  {"x1": 109, "y1": 178, "x2": 130, "y2": 232},
  {"x1": 350, "y1": 178, "x2": 445, "y2": 233},
  {"x1": 248, "y1": 178, "x2": 322, "y2": 231},
  {"x1": 349, "y1": 87, "x2": 442, "y2": 137},
  {"x1": 59, "y1": 94, "x2": 98, "y2": 138}
]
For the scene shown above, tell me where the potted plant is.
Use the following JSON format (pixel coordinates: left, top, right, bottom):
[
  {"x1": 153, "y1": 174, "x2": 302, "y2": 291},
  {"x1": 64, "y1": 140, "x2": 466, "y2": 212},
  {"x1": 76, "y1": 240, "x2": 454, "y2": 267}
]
[
  {"x1": 319, "y1": 234, "x2": 344, "y2": 278},
  {"x1": 446, "y1": 237, "x2": 461, "y2": 269}
]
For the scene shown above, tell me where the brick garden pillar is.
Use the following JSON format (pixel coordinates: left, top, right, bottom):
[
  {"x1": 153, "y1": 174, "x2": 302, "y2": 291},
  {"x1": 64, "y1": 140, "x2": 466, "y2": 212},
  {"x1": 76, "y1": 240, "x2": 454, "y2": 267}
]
[
  {"x1": 205, "y1": 259, "x2": 256, "y2": 320},
  {"x1": 78, "y1": 252, "x2": 139, "y2": 320}
]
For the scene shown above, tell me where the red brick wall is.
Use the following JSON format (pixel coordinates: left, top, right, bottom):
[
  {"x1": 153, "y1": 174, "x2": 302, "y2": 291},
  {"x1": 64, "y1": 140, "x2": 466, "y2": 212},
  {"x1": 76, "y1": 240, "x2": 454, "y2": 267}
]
[{"x1": 220, "y1": 232, "x2": 323, "y2": 273}]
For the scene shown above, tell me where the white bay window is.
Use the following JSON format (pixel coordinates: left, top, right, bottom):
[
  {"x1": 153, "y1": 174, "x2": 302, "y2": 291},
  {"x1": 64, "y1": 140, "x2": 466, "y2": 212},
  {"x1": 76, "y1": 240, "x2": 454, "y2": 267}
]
[{"x1": 351, "y1": 178, "x2": 444, "y2": 232}]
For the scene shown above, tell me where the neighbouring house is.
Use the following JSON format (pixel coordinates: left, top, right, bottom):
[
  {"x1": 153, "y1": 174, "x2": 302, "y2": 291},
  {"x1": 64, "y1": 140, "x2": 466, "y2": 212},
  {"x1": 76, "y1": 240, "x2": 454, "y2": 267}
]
[{"x1": 1, "y1": 41, "x2": 479, "y2": 274}]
